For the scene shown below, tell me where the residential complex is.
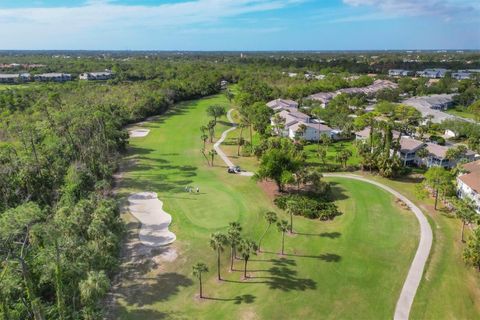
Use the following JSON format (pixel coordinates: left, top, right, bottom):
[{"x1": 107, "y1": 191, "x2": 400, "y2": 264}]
[
  {"x1": 79, "y1": 71, "x2": 114, "y2": 81},
  {"x1": 457, "y1": 160, "x2": 480, "y2": 213},
  {"x1": 268, "y1": 99, "x2": 334, "y2": 141},
  {"x1": 308, "y1": 80, "x2": 398, "y2": 108},
  {"x1": 356, "y1": 127, "x2": 477, "y2": 168},
  {"x1": 0, "y1": 73, "x2": 31, "y2": 83},
  {"x1": 34, "y1": 73, "x2": 72, "y2": 82}
]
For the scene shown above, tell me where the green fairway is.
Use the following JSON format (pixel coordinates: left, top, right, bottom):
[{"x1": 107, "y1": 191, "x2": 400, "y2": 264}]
[
  {"x1": 362, "y1": 174, "x2": 480, "y2": 319},
  {"x1": 113, "y1": 94, "x2": 419, "y2": 319},
  {"x1": 445, "y1": 107, "x2": 478, "y2": 121}
]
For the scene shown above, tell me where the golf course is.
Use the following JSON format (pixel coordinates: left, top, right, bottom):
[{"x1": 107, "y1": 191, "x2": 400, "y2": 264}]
[{"x1": 110, "y1": 93, "x2": 423, "y2": 319}]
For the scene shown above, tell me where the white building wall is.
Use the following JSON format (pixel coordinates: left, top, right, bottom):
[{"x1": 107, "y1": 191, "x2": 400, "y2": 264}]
[{"x1": 457, "y1": 178, "x2": 480, "y2": 214}]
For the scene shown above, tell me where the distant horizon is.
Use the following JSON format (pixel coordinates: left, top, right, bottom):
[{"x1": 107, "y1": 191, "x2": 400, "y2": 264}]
[
  {"x1": 0, "y1": 49, "x2": 479, "y2": 53},
  {"x1": 0, "y1": 1, "x2": 479, "y2": 51}
]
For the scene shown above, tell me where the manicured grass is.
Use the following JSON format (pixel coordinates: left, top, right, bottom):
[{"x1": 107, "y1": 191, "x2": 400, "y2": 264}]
[
  {"x1": 304, "y1": 140, "x2": 361, "y2": 170},
  {"x1": 445, "y1": 107, "x2": 478, "y2": 121},
  {"x1": 360, "y1": 173, "x2": 480, "y2": 319},
  {"x1": 0, "y1": 83, "x2": 37, "y2": 90},
  {"x1": 113, "y1": 94, "x2": 419, "y2": 319}
]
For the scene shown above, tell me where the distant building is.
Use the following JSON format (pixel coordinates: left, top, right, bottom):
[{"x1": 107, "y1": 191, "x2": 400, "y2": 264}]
[
  {"x1": 0, "y1": 73, "x2": 31, "y2": 84},
  {"x1": 451, "y1": 72, "x2": 471, "y2": 80},
  {"x1": 457, "y1": 160, "x2": 480, "y2": 213},
  {"x1": 271, "y1": 108, "x2": 332, "y2": 141},
  {"x1": 34, "y1": 73, "x2": 72, "y2": 82},
  {"x1": 0, "y1": 74, "x2": 19, "y2": 84},
  {"x1": 308, "y1": 80, "x2": 398, "y2": 108},
  {"x1": 308, "y1": 92, "x2": 337, "y2": 108},
  {"x1": 79, "y1": 71, "x2": 114, "y2": 81},
  {"x1": 388, "y1": 69, "x2": 412, "y2": 77},
  {"x1": 355, "y1": 127, "x2": 475, "y2": 168},
  {"x1": 403, "y1": 94, "x2": 455, "y2": 112},
  {"x1": 417, "y1": 68, "x2": 448, "y2": 78},
  {"x1": 355, "y1": 127, "x2": 400, "y2": 141},
  {"x1": 266, "y1": 99, "x2": 299, "y2": 112}
]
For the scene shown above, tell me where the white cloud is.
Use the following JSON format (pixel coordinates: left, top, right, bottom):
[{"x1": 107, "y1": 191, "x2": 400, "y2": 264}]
[
  {"x1": 342, "y1": 0, "x2": 479, "y2": 20},
  {"x1": 0, "y1": 0, "x2": 300, "y2": 48}
]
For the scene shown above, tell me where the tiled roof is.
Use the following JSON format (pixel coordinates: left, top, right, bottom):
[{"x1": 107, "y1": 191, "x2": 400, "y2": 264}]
[{"x1": 399, "y1": 137, "x2": 425, "y2": 153}]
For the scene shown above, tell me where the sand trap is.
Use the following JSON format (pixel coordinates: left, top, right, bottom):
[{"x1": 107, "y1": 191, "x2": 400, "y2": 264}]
[
  {"x1": 128, "y1": 192, "x2": 176, "y2": 247},
  {"x1": 129, "y1": 129, "x2": 150, "y2": 138}
]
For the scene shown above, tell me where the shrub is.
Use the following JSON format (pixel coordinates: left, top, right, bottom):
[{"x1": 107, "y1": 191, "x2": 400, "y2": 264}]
[{"x1": 274, "y1": 194, "x2": 342, "y2": 221}]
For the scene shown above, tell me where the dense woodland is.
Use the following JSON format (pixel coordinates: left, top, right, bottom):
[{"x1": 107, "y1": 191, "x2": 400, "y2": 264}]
[{"x1": 1, "y1": 51, "x2": 480, "y2": 319}]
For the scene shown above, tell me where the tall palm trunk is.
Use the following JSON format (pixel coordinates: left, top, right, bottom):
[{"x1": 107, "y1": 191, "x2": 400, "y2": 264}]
[
  {"x1": 290, "y1": 213, "x2": 293, "y2": 234},
  {"x1": 244, "y1": 259, "x2": 248, "y2": 278},
  {"x1": 249, "y1": 125, "x2": 253, "y2": 152},
  {"x1": 258, "y1": 224, "x2": 271, "y2": 252},
  {"x1": 238, "y1": 126, "x2": 244, "y2": 156},
  {"x1": 217, "y1": 248, "x2": 221, "y2": 280},
  {"x1": 199, "y1": 274, "x2": 203, "y2": 298},
  {"x1": 230, "y1": 246, "x2": 235, "y2": 271},
  {"x1": 461, "y1": 221, "x2": 466, "y2": 242},
  {"x1": 281, "y1": 232, "x2": 285, "y2": 255},
  {"x1": 434, "y1": 189, "x2": 439, "y2": 210}
]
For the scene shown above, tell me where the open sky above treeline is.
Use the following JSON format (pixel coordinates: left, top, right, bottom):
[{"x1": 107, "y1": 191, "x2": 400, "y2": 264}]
[{"x1": 0, "y1": 0, "x2": 479, "y2": 50}]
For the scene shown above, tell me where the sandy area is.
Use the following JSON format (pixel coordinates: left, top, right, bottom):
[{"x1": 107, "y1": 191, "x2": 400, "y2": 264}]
[
  {"x1": 127, "y1": 192, "x2": 176, "y2": 246},
  {"x1": 128, "y1": 128, "x2": 150, "y2": 138}
]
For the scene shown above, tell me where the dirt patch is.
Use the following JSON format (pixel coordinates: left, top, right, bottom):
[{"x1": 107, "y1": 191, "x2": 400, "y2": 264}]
[
  {"x1": 257, "y1": 180, "x2": 280, "y2": 202},
  {"x1": 240, "y1": 308, "x2": 259, "y2": 320}
]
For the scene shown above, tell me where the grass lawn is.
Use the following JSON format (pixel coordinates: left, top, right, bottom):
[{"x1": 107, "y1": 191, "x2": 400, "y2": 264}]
[
  {"x1": 445, "y1": 107, "x2": 478, "y2": 121},
  {"x1": 112, "y1": 94, "x2": 419, "y2": 319},
  {"x1": 360, "y1": 173, "x2": 480, "y2": 319},
  {"x1": 0, "y1": 83, "x2": 38, "y2": 90},
  {"x1": 304, "y1": 140, "x2": 361, "y2": 170}
]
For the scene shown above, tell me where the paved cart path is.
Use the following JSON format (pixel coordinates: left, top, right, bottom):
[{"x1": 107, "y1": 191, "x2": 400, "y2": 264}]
[
  {"x1": 214, "y1": 109, "x2": 254, "y2": 176},
  {"x1": 324, "y1": 173, "x2": 432, "y2": 320}
]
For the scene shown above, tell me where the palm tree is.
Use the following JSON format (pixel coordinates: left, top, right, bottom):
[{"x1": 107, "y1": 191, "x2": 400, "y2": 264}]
[
  {"x1": 277, "y1": 220, "x2": 289, "y2": 255},
  {"x1": 209, "y1": 149, "x2": 217, "y2": 166},
  {"x1": 227, "y1": 222, "x2": 242, "y2": 271},
  {"x1": 258, "y1": 212, "x2": 277, "y2": 252},
  {"x1": 201, "y1": 134, "x2": 208, "y2": 149},
  {"x1": 210, "y1": 232, "x2": 227, "y2": 280},
  {"x1": 453, "y1": 198, "x2": 478, "y2": 242},
  {"x1": 192, "y1": 262, "x2": 209, "y2": 298},
  {"x1": 238, "y1": 239, "x2": 258, "y2": 278},
  {"x1": 285, "y1": 201, "x2": 296, "y2": 233},
  {"x1": 200, "y1": 148, "x2": 210, "y2": 166}
]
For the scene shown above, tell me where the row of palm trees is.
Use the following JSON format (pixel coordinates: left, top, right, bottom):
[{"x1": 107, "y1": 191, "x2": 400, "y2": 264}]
[{"x1": 192, "y1": 211, "x2": 293, "y2": 298}]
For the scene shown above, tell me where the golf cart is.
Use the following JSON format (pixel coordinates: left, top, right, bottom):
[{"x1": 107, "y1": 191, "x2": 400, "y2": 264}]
[{"x1": 227, "y1": 166, "x2": 241, "y2": 174}]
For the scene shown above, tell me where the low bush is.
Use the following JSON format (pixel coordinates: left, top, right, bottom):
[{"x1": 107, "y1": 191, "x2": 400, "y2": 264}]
[{"x1": 274, "y1": 194, "x2": 342, "y2": 220}]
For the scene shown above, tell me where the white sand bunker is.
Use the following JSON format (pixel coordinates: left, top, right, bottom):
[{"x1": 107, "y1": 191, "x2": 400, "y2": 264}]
[
  {"x1": 128, "y1": 192, "x2": 176, "y2": 247},
  {"x1": 129, "y1": 128, "x2": 150, "y2": 138}
]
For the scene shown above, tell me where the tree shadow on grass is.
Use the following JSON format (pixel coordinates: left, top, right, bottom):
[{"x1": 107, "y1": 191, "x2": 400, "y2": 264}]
[
  {"x1": 108, "y1": 304, "x2": 170, "y2": 320},
  {"x1": 204, "y1": 294, "x2": 256, "y2": 304},
  {"x1": 327, "y1": 181, "x2": 349, "y2": 201},
  {"x1": 262, "y1": 252, "x2": 341, "y2": 262},
  {"x1": 116, "y1": 273, "x2": 193, "y2": 307},
  {"x1": 295, "y1": 231, "x2": 341, "y2": 239}
]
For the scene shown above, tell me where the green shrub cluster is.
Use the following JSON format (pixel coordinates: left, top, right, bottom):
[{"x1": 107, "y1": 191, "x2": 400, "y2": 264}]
[{"x1": 274, "y1": 194, "x2": 341, "y2": 221}]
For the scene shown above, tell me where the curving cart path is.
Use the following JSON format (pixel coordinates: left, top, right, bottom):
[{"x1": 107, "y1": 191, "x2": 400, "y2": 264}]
[
  {"x1": 214, "y1": 109, "x2": 254, "y2": 176},
  {"x1": 324, "y1": 173, "x2": 432, "y2": 320},
  {"x1": 216, "y1": 111, "x2": 432, "y2": 319}
]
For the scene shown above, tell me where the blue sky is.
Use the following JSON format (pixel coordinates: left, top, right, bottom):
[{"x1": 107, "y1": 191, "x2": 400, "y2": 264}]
[{"x1": 0, "y1": 0, "x2": 479, "y2": 50}]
